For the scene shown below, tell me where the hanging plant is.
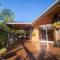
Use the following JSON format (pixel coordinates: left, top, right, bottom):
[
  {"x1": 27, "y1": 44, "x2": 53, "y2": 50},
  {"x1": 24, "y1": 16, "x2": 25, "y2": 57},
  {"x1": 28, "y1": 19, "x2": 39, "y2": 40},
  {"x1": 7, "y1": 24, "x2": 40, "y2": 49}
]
[{"x1": 52, "y1": 21, "x2": 60, "y2": 28}]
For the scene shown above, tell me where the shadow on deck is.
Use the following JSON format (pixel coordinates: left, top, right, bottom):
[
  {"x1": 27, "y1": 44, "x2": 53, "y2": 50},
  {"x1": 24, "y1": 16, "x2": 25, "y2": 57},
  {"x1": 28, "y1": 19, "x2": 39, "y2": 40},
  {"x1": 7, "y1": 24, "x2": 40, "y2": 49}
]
[{"x1": 0, "y1": 41, "x2": 59, "y2": 60}]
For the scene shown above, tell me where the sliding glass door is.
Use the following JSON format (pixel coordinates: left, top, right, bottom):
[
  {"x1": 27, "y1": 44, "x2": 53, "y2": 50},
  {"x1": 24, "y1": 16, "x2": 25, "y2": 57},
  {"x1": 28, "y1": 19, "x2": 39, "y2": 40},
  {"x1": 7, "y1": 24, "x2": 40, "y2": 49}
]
[{"x1": 40, "y1": 29, "x2": 54, "y2": 41}]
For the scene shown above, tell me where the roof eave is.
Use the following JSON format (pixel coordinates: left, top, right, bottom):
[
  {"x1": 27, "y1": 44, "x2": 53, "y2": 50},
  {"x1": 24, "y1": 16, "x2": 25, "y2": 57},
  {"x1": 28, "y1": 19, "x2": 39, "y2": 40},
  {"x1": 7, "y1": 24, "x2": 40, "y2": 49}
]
[{"x1": 32, "y1": 0, "x2": 60, "y2": 25}]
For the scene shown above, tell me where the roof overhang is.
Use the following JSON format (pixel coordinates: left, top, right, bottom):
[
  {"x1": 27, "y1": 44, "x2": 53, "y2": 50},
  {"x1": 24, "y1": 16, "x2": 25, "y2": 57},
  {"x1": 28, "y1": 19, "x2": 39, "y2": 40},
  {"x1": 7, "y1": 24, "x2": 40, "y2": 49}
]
[
  {"x1": 32, "y1": 0, "x2": 60, "y2": 26},
  {"x1": 6, "y1": 0, "x2": 60, "y2": 29},
  {"x1": 6, "y1": 22, "x2": 32, "y2": 30}
]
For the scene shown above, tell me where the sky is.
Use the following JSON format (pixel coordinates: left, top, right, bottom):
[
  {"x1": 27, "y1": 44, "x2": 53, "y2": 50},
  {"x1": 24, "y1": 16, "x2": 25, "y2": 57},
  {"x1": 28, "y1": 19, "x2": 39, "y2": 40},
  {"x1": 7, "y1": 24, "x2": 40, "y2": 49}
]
[{"x1": 0, "y1": 0, "x2": 55, "y2": 23}]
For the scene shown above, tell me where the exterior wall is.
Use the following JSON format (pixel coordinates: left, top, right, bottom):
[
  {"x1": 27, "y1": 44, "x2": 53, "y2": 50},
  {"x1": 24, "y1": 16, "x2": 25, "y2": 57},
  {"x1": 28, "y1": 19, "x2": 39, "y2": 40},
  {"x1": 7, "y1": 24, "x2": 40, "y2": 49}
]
[
  {"x1": 31, "y1": 26, "x2": 41, "y2": 51},
  {"x1": 32, "y1": 26, "x2": 39, "y2": 42},
  {"x1": 31, "y1": 26, "x2": 60, "y2": 42},
  {"x1": 54, "y1": 29, "x2": 60, "y2": 41}
]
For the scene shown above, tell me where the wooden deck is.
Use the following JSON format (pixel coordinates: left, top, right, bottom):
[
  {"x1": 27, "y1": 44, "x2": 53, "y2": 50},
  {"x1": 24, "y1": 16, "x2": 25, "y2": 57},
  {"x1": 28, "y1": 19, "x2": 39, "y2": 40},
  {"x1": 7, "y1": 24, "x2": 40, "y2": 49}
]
[{"x1": 1, "y1": 41, "x2": 60, "y2": 60}]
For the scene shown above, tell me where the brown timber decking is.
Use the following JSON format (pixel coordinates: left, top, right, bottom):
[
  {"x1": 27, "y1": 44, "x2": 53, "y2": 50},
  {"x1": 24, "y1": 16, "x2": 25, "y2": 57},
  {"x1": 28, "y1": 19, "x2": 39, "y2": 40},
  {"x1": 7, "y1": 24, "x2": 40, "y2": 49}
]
[{"x1": 2, "y1": 41, "x2": 60, "y2": 60}]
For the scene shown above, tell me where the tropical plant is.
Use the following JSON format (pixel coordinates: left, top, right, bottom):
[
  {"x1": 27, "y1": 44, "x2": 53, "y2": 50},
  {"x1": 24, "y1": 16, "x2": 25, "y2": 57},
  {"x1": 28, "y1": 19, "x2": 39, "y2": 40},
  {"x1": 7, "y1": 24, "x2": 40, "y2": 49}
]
[
  {"x1": 15, "y1": 30, "x2": 26, "y2": 35},
  {"x1": 0, "y1": 9, "x2": 14, "y2": 23},
  {"x1": 0, "y1": 30, "x2": 6, "y2": 48},
  {"x1": 0, "y1": 9, "x2": 14, "y2": 49},
  {"x1": 0, "y1": 9, "x2": 14, "y2": 31}
]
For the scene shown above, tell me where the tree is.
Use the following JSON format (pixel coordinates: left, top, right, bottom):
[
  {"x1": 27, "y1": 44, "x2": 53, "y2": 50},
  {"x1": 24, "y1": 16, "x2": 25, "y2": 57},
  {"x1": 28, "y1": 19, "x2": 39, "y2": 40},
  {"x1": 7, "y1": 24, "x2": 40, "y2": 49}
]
[
  {"x1": 0, "y1": 9, "x2": 15, "y2": 48},
  {"x1": 0, "y1": 9, "x2": 14, "y2": 31},
  {"x1": 0, "y1": 9, "x2": 14, "y2": 23}
]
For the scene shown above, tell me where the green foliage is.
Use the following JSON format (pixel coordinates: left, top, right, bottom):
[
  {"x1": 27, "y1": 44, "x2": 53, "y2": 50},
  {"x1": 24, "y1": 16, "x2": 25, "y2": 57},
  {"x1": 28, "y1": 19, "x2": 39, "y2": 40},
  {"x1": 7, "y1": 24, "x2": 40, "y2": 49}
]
[
  {"x1": 0, "y1": 48, "x2": 7, "y2": 54},
  {"x1": 0, "y1": 26, "x2": 8, "y2": 49},
  {"x1": 0, "y1": 9, "x2": 15, "y2": 48},
  {"x1": 0, "y1": 8, "x2": 14, "y2": 23},
  {"x1": 15, "y1": 30, "x2": 26, "y2": 35},
  {"x1": 0, "y1": 22, "x2": 11, "y2": 32},
  {"x1": 52, "y1": 21, "x2": 60, "y2": 27},
  {"x1": 0, "y1": 8, "x2": 14, "y2": 31},
  {"x1": 0, "y1": 30, "x2": 6, "y2": 48}
]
